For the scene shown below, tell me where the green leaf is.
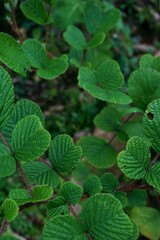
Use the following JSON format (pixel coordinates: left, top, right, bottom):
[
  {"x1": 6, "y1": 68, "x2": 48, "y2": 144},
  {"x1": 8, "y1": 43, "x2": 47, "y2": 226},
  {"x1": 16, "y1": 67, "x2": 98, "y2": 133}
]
[
  {"x1": 80, "y1": 193, "x2": 132, "y2": 240},
  {"x1": 140, "y1": 54, "x2": 160, "y2": 72},
  {"x1": 78, "y1": 136, "x2": 117, "y2": 168},
  {"x1": 118, "y1": 137, "x2": 150, "y2": 179},
  {"x1": 0, "y1": 99, "x2": 45, "y2": 145},
  {"x1": 128, "y1": 68, "x2": 160, "y2": 111},
  {"x1": 83, "y1": 175, "x2": 103, "y2": 196},
  {"x1": 145, "y1": 162, "x2": 160, "y2": 190},
  {"x1": 68, "y1": 48, "x2": 83, "y2": 68},
  {"x1": 20, "y1": 0, "x2": 49, "y2": 25},
  {"x1": 43, "y1": 0, "x2": 58, "y2": 4},
  {"x1": 0, "y1": 234, "x2": 20, "y2": 240},
  {"x1": 71, "y1": 161, "x2": 90, "y2": 181},
  {"x1": 37, "y1": 57, "x2": 68, "y2": 80},
  {"x1": 47, "y1": 197, "x2": 69, "y2": 218},
  {"x1": 43, "y1": 215, "x2": 88, "y2": 240},
  {"x1": 101, "y1": 172, "x2": 119, "y2": 192},
  {"x1": 131, "y1": 207, "x2": 160, "y2": 240},
  {"x1": 78, "y1": 61, "x2": 132, "y2": 104},
  {"x1": 86, "y1": 32, "x2": 105, "y2": 49},
  {"x1": 0, "y1": 199, "x2": 19, "y2": 222},
  {"x1": 63, "y1": 25, "x2": 86, "y2": 50},
  {"x1": 128, "y1": 189, "x2": 147, "y2": 207},
  {"x1": 49, "y1": 134, "x2": 82, "y2": 172},
  {"x1": 11, "y1": 115, "x2": 51, "y2": 161},
  {"x1": 22, "y1": 161, "x2": 59, "y2": 188},
  {"x1": 111, "y1": 191, "x2": 128, "y2": 208},
  {"x1": 32, "y1": 185, "x2": 53, "y2": 202},
  {"x1": 0, "y1": 33, "x2": 30, "y2": 76},
  {"x1": 128, "y1": 221, "x2": 139, "y2": 240},
  {"x1": 143, "y1": 99, "x2": 160, "y2": 152},
  {"x1": 0, "y1": 67, "x2": 14, "y2": 130},
  {"x1": 0, "y1": 143, "x2": 16, "y2": 177},
  {"x1": 9, "y1": 189, "x2": 32, "y2": 205},
  {"x1": 61, "y1": 181, "x2": 83, "y2": 205},
  {"x1": 94, "y1": 106, "x2": 121, "y2": 132},
  {"x1": 22, "y1": 39, "x2": 47, "y2": 68}
]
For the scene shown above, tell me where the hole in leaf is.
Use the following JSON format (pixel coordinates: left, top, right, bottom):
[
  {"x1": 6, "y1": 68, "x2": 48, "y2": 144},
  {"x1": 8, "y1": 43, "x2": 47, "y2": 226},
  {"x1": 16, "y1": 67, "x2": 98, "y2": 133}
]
[{"x1": 147, "y1": 112, "x2": 154, "y2": 120}]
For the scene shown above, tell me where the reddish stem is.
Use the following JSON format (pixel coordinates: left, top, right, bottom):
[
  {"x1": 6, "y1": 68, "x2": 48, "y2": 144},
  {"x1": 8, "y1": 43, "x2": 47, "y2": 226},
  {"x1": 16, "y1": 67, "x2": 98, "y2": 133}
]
[
  {"x1": 45, "y1": 5, "x2": 54, "y2": 59},
  {"x1": 0, "y1": 219, "x2": 7, "y2": 236},
  {"x1": 147, "y1": 153, "x2": 160, "y2": 172},
  {"x1": 116, "y1": 179, "x2": 135, "y2": 191}
]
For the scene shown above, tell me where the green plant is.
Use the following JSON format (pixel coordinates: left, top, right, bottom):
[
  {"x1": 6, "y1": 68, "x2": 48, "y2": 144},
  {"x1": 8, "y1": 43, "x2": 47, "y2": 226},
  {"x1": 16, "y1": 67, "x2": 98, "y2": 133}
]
[{"x1": 0, "y1": 1, "x2": 160, "y2": 240}]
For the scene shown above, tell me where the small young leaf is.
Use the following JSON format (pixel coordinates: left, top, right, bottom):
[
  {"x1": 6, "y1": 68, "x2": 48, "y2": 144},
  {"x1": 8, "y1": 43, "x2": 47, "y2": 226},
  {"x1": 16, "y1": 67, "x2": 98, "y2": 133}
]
[
  {"x1": 47, "y1": 197, "x2": 69, "y2": 218},
  {"x1": 128, "y1": 189, "x2": 147, "y2": 207},
  {"x1": 78, "y1": 136, "x2": 117, "y2": 168},
  {"x1": 86, "y1": 32, "x2": 105, "y2": 49},
  {"x1": 83, "y1": 175, "x2": 103, "y2": 196},
  {"x1": 32, "y1": 185, "x2": 53, "y2": 202},
  {"x1": 0, "y1": 199, "x2": 19, "y2": 222},
  {"x1": 140, "y1": 53, "x2": 160, "y2": 72},
  {"x1": 101, "y1": 172, "x2": 119, "y2": 192},
  {"x1": 61, "y1": 182, "x2": 83, "y2": 205},
  {"x1": 9, "y1": 189, "x2": 32, "y2": 205}
]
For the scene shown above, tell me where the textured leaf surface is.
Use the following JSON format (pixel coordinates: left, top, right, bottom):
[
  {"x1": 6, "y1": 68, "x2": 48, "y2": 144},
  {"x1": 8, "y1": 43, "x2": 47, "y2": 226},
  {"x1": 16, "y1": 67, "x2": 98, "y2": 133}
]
[
  {"x1": 63, "y1": 26, "x2": 86, "y2": 50},
  {"x1": 0, "y1": 143, "x2": 16, "y2": 177},
  {"x1": 128, "y1": 221, "x2": 139, "y2": 240},
  {"x1": 111, "y1": 191, "x2": 128, "y2": 208},
  {"x1": 118, "y1": 137, "x2": 150, "y2": 179},
  {"x1": 0, "y1": 234, "x2": 20, "y2": 240},
  {"x1": 20, "y1": 0, "x2": 49, "y2": 25},
  {"x1": 0, "y1": 199, "x2": 19, "y2": 222},
  {"x1": 94, "y1": 106, "x2": 121, "y2": 132},
  {"x1": 9, "y1": 189, "x2": 32, "y2": 205},
  {"x1": 11, "y1": 115, "x2": 51, "y2": 161},
  {"x1": 0, "y1": 67, "x2": 14, "y2": 130},
  {"x1": 80, "y1": 193, "x2": 132, "y2": 240},
  {"x1": 47, "y1": 197, "x2": 69, "y2": 218},
  {"x1": 86, "y1": 32, "x2": 105, "y2": 49},
  {"x1": 101, "y1": 172, "x2": 119, "y2": 192},
  {"x1": 32, "y1": 185, "x2": 53, "y2": 202},
  {"x1": 145, "y1": 162, "x2": 160, "y2": 190},
  {"x1": 0, "y1": 33, "x2": 30, "y2": 76},
  {"x1": 78, "y1": 136, "x2": 117, "y2": 168},
  {"x1": 131, "y1": 207, "x2": 160, "y2": 240},
  {"x1": 83, "y1": 175, "x2": 103, "y2": 196},
  {"x1": 43, "y1": 215, "x2": 88, "y2": 240},
  {"x1": 128, "y1": 189, "x2": 147, "y2": 207},
  {"x1": 128, "y1": 68, "x2": 160, "y2": 111},
  {"x1": 22, "y1": 39, "x2": 47, "y2": 68},
  {"x1": 37, "y1": 57, "x2": 68, "y2": 80},
  {"x1": 78, "y1": 61, "x2": 132, "y2": 104},
  {"x1": 140, "y1": 54, "x2": 160, "y2": 72},
  {"x1": 49, "y1": 134, "x2": 82, "y2": 172},
  {"x1": 61, "y1": 182, "x2": 83, "y2": 205},
  {"x1": 22, "y1": 161, "x2": 59, "y2": 188}
]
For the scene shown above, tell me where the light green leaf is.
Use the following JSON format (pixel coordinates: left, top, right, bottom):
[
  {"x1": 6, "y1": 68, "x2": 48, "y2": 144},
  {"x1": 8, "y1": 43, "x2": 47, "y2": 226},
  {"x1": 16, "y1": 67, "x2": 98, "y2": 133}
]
[
  {"x1": 145, "y1": 162, "x2": 160, "y2": 190},
  {"x1": 131, "y1": 207, "x2": 160, "y2": 240},
  {"x1": 101, "y1": 172, "x2": 119, "y2": 192},
  {"x1": 0, "y1": 199, "x2": 19, "y2": 222},
  {"x1": 140, "y1": 54, "x2": 160, "y2": 72},
  {"x1": 11, "y1": 115, "x2": 51, "y2": 161},
  {"x1": 0, "y1": 33, "x2": 30, "y2": 76},
  {"x1": 80, "y1": 193, "x2": 133, "y2": 240},
  {"x1": 128, "y1": 68, "x2": 160, "y2": 111},
  {"x1": 22, "y1": 39, "x2": 47, "y2": 68},
  {"x1": 94, "y1": 106, "x2": 121, "y2": 132},
  {"x1": 63, "y1": 25, "x2": 86, "y2": 50},
  {"x1": 22, "y1": 161, "x2": 59, "y2": 188},
  {"x1": 43, "y1": 215, "x2": 88, "y2": 240},
  {"x1": 0, "y1": 67, "x2": 14, "y2": 130},
  {"x1": 0, "y1": 143, "x2": 16, "y2": 177},
  {"x1": 0, "y1": 234, "x2": 20, "y2": 240},
  {"x1": 78, "y1": 61, "x2": 132, "y2": 104},
  {"x1": 9, "y1": 189, "x2": 32, "y2": 205},
  {"x1": 111, "y1": 191, "x2": 128, "y2": 208},
  {"x1": 118, "y1": 137, "x2": 150, "y2": 179},
  {"x1": 20, "y1": 0, "x2": 49, "y2": 25},
  {"x1": 121, "y1": 107, "x2": 143, "y2": 116},
  {"x1": 86, "y1": 32, "x2": 105, "y2": 49},
  {"x1": 32, "y1": 185, "x2": 53, "y2": 202},
  {"x1": 61, "y1": 181, "x2": 83, "y2": 205},
  {"x1": 83, "y1": 175, "x2": 103, "y2": 196},
  {"x1": 47, "y1": 197, "x2": 69, "y2": 218},
  {"x1": 49, "y1": 134, "x2": 82, "y2": 172},
  {"x1": 37, "y1": 57, "x2": 68, "y2": 80},
  {"x1": 78, "y1": 136, "x2": 117, "y2": 168},
  {"x1": 128, "y1": 221, "x2": 139, "y2": 240},
  {"x1": 128, "y1": 189, "x2": 147, "y2": 207}
]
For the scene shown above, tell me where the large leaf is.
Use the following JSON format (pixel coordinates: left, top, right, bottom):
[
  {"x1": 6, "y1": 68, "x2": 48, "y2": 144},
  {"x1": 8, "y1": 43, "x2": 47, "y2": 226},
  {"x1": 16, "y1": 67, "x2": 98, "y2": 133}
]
[
  {"x1": 131, "y1": 207, "x2": 160, "y2": 240},
  {"x1": 78, "y1": 136, "x2": 117, "y2": 168},
  {"x1": 0, "y1": 143, "x2": 16, "y2": 177},
  {"x1": 43, "y1": 215, "x2": 88, "y2": 240},
  {"x1": 83, "y1": 175, "x2": 102, "y2": 196},
  {"x1": 0, "y1": 33, "x2": 30, "y2": 76},
  {"x1": 140, "y1": 54, "x2": 160, "y2": 72},
  {"x1": 0, "y1": 67, "x2": 14, "y2": 130},
  {"x1": 145, "y1": 162, "x2": 160, "y2": 190},
  {"x1": 9, "y1": 189, "x2": 32, "y2": 205},
  {"x1": 127, "y1": 189, "x2": 147, "y2": 207},
  {"x1": 111, "y1": 191, "x2": 128, "y2": 208},
  {"x1": 61, "y1": 182, "x2": 83, "y2": 205},
  {"x1": 47, "y1": 197, "x2": 69, "y2": 218},
  {"x1": 80, "y1": 193, "x2": 132, "y2": 240},
  {"x1": 0, "y1": 234, "x2": 20, "y2": 240},
  {"x1": 128, "y1": 68, "x2": 160, "y2": 111},
  {"x1": 78, "y1": 60, "x2": 132, "y2": 104},
  {"x1": 0, "y1": 199, "x2": 19, "y2": 222},
  {"x1": 101, "y1": 172, "x2": 119, "y2": 192},
  {"x1": 11, "y1": 115, "x2": 51, "y2": 161},
  {"x1": 20, "y1": 0, "x2": 49, "y2": 25},
  {"x1": 22, "y1": 161, "x2": 59, "y2": 188},
  {"x1": 22, "y1": 39, "x2": 47, "y2": 68},
  {"x1": 32, "y1": 185, "x2": 53, "y2": 202},
  {"x1": 49, "y1": 134, "x2": 82, "y2": 172}
]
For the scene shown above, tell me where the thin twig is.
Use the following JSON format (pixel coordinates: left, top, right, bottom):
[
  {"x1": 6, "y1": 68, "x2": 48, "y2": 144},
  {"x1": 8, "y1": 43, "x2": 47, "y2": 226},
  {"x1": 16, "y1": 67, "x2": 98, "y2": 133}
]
[
  {"x1": 147, "y1": 153, "x2": 160, "y2": 171},
  {"x1": 116, "y1": 179, "x2": 135, "y2": 191},
  {"x1": 45, "y1": 4, "x2": 54, "y2": 58},
  {"x1": 0, "y1": 219, "x2": 7, "y2": 236}
]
